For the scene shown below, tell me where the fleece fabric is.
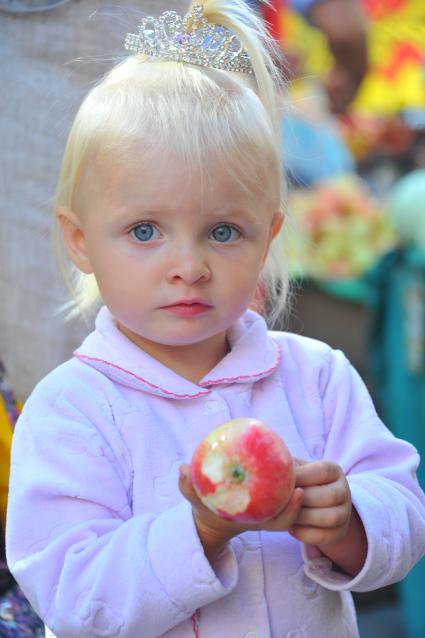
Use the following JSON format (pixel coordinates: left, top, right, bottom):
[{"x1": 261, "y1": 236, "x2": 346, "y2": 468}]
[{"x1": 6, "y1": 308, "x2": 425, "y2": 638}]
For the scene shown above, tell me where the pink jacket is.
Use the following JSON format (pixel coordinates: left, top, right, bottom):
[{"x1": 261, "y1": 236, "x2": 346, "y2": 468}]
[{"x1": 6, "y1": 308, "x2": 425, "y2": 638}]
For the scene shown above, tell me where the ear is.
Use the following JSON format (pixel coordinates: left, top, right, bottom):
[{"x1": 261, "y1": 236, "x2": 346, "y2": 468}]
[
  {"x1": 270, "y1": 212, "x2": 284, "y2": 241},
  {"x1": 262, "y1": 212, "x2": 284, "y2": 264},
  {"x1": 57, "y1": 207, "x2": 93, "y2": 274}
]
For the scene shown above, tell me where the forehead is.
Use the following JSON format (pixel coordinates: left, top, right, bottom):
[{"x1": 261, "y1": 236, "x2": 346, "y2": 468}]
[{"x1": 86, "y1": 141, "x2": 271, "y2": 214}]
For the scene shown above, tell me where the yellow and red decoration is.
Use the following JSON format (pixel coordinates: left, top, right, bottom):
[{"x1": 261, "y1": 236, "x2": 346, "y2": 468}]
[
  {"x1": 0, "y1": 364, "x2": 20, "y2": 530},
  {"x1": 263, "y1": 0, "x2": 425, "y2": 117}
]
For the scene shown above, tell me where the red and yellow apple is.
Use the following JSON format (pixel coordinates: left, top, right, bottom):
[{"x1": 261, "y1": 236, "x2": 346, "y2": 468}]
[{"x1": 190, "y1": 418, "x2": 295, "y2": 523}]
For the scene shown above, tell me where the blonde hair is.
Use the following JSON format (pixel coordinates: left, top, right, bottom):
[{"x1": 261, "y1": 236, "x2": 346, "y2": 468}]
[{"x1": 55, "y1": 0, "x2": 290, "y2": 327}]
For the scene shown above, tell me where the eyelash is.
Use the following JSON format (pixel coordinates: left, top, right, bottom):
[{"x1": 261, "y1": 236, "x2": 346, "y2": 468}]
[
  {"x1": 128, "y1": 222, "x2": 242, "y2": 243},
  {"x1": 129, "y1": 223, "x2": 161, "y2": 242},
  {"x1": 209, "y1": 224, "x2": 241, "y2": 243}
]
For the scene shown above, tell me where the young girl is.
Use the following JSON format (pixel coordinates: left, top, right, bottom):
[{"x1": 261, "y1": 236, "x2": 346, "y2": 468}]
[{"x1": 6, "y1": 2, "x2": 425, "y2": 637}]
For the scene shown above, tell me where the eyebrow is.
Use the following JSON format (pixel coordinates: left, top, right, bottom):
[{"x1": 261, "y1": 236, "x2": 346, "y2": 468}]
[
  {"x1": 119, "y1": 205, "x2": 261, "y2": 224},
  {"x1": 206, "y1": 208, "x2": 260, "y2": 223}
]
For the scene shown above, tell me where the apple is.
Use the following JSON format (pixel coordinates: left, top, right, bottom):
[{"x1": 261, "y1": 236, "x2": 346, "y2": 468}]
[{"x1": 190, "y1": 418, "x2": 295, "y2": 523}]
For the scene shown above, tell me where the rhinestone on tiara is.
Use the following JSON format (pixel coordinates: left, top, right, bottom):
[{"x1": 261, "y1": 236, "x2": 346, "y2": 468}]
[{"x1": 124, "y1": 3, "x2": 253, "y2": 74}]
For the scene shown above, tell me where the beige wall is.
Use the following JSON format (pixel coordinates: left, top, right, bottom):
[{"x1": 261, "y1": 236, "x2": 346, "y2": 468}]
[{"x1": 0, "y1": 1, "x2": 186, "y2": 401}]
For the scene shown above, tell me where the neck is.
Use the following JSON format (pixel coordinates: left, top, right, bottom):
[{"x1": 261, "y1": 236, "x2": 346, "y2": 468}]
[{"x1": 117, "y1": 326, "x2": 230, "y2": 384}]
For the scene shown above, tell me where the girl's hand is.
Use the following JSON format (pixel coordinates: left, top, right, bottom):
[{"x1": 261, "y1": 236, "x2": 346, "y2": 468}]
[
  {"x1": 289, "y1": 460, "x2": 352, "y2": 545},
  {"x1": 289, "y1": 460, "x2": 367, "y2": 576},
  {"x1": 179, "y1": 464, "x2": 304, "y2": 562}
]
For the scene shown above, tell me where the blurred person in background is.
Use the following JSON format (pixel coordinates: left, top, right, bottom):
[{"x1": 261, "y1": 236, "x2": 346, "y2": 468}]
[{"x1": 246, "y1": 0, "x2": 368, "y2": 114}]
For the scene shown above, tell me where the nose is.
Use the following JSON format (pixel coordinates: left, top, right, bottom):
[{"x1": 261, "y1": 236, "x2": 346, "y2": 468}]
[{"x1": 166, "y1": 244, "x2": 211, "y2": 285}]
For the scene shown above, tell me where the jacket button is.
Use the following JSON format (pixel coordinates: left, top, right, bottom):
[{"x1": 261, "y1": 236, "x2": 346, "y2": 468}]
[{"x1": 204, "y1": 399, "x2": 218, "y2": 411}]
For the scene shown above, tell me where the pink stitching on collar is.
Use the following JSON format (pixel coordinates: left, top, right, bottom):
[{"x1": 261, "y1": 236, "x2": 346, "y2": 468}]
[
  {"x1": 74, "y1": 340, "x2": 281, "y2": 398},
  {"x1": 73, "y1": 353, "x2": 210, "y2": 399},
  {"x1": 200, "y1": 340, "x2": 282, "y2": 386}
]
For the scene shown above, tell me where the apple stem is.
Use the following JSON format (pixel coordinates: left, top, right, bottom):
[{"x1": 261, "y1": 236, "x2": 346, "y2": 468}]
[{"x1": 231, "y1": 467, "x2": 246, "y2": 482}]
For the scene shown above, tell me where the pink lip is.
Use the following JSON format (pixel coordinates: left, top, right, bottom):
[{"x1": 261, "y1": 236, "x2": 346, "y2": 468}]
[{"x1": 161, "y1": 299, "x2": 213, "y2": 317}]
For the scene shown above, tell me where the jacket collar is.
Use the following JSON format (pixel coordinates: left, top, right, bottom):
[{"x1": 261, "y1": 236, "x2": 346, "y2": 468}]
[{"x1": 74, "y1": 307, "x2": 281, "y2": 399}]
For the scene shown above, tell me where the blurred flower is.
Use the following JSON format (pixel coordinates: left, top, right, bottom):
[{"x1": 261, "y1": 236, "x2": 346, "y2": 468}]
[{"x1": 286, "y1": 174, "x2": 396, "y2": 280}]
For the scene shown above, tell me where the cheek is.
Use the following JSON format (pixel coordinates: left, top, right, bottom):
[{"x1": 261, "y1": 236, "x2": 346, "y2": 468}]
[
  {"x1": 218, "y1": 259, "x2": 263, "y2": 300},
  {"x1": 237, "y1": 246, "x2": 268, "y2": 278},
  {"x1": 87, "y1": 247, "x2": 137, "y2": 300}
]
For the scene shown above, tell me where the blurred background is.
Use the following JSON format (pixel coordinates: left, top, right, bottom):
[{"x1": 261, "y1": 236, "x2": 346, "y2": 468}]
[{"x1": 0, "y1": 0, "x2": 424, "y2": 636}]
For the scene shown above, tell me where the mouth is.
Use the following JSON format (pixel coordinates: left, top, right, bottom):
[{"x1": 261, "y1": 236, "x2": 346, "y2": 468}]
[{"x1": 161, "y1": 299, "x2": 213, "y2": 317}]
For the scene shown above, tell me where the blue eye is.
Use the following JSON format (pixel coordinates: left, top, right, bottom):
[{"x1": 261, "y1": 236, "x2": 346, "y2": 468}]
[
  {"x1": 210, "y1": 224, "x2": 240, "y2": 243},
  {"x1": 130, "y1": 223, "x2": 159, "y2": 242}
]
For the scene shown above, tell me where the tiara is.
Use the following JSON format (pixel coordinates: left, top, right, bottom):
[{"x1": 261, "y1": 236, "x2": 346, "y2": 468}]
[{"x1": 124, "y1": 3, "x2": 253, "y2": 74}]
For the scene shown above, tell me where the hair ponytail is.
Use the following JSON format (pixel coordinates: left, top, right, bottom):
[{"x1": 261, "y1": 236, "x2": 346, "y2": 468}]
[{"x1": 191, "y1": 0, "x2": 283, "y2": 130}]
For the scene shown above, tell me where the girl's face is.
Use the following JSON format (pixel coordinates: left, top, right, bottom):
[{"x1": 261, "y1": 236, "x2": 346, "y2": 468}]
[{"x1": 60, "y1": 144, "x2": 282, "y2": 367}]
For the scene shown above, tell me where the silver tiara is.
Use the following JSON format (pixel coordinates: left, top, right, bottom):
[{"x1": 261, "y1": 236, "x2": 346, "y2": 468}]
[{"x1": 124, "y1": 3, "x2": 253, "y2": 74}]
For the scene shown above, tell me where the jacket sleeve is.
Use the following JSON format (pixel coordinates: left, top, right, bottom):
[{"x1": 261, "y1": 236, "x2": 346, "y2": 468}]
[
  {"x1": 301, "y1": 348, "x2": 425, "y2": 592},
  {"x1": 6, "y1": 381, "x2": 238, "y2": 638}
]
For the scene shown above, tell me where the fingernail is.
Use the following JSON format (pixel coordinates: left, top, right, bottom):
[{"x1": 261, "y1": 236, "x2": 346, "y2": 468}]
[{"x1": 179, "y1": 465, "x2": 189, "y2": 479}]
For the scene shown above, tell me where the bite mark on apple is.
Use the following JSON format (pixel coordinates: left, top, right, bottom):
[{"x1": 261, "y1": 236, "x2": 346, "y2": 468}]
[
  {"x1": 205, "y1": 484, "x2": 251, "y2": 517},
  {"x1": 201, "y1": 451, "x2": 226, "y2": 483}
]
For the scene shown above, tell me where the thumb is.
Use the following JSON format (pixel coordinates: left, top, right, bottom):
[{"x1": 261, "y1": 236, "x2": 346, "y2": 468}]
[
  {"x1": 293, "y1": 457, "x2": 309, "y2": 467},
  {"x1": 179, "y1": 463, "x2": 191, "y2": 480},
  {"x1": 178, "y1": 464, "x2": 199, "y2": 505}
]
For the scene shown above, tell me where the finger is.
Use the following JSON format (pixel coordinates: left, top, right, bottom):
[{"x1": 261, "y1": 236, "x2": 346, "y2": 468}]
[
  {"x1": 266, "y1": 488, "x2": 304, "y2": 531},
  {"x1": 178, "y1": 463, "x2": 191, "y2": 490},
  {"x1": 293, "y1": 457, "x2": 309, "y2": 467},
  {"x1": 179, "y1": 463, "x2": 191, "y2": 477},
  {"x1": 301, "y1": 481, "x2": 349, "y2": 508},
  {"x1": 289, "y1": 522, "x2": 348, "y2": 546},
  {"x1": 295, "y1": 461, "x2": 342, "y2": 488},
  {"x1": 178, "y1": 465, "x2": 201, "y2": 506},
  {"x1": 295, "y1": 504, "x2": 351, "y2": 529}
]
